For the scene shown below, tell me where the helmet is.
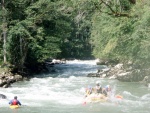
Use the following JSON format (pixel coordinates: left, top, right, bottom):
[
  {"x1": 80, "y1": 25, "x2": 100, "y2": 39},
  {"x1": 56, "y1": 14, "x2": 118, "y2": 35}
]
[
  {"x1": 106, "y1": 85, "x2": 110, "y2": 88},
  {"x1": 14, "y1": 96, "x2": 17, "y2": 99},
  {"x1": 96, "y1": 81, "x2": 101, "y2": 86},
  {"x1": 96, "y1": 81, "x2": 100, "y2": 84},
  {"x1": 88, "y1": 86, "x2": 92, "y2": 89}
]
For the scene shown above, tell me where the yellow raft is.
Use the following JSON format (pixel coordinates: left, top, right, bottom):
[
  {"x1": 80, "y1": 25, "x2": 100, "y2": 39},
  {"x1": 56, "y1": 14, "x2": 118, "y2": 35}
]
[
  {"x1": 85, "y1": 94, "x2": 123, "y2": 103},
  {"x1": 10, "y1": 105, "x2": 19, "y2": 109},
  {"x1": 90, "y1": 97, "x2": 107, "y2": 102},
  {"x1": 85, "y1": 94, "x2": 107, "y2": 103}
]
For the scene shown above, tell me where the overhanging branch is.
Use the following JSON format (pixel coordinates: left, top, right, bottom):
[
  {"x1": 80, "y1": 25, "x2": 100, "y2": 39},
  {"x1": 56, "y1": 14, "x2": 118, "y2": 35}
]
[{"x1": 94, "y1": 0, "x2": 130, "y2": 17}]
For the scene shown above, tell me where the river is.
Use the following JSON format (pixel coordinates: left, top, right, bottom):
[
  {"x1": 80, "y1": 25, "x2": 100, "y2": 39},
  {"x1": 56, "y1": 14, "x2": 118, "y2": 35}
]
[{"x1": 0, "y1": 60, "x2": 150, "y2": 113}]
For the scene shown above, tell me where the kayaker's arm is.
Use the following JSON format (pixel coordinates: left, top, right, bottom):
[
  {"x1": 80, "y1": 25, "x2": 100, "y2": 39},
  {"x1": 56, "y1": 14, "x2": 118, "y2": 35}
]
[
  {"x1": 9, "y1": 100, "x2": 13, "y2": 105},
  {"x1": 17, "y1": 100, "x2": 21, "y2": 106}
]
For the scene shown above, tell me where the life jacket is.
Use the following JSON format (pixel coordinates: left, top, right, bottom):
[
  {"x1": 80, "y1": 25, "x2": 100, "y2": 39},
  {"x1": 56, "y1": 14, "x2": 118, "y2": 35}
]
[
  {"x1": 105, "y1": 86, "x2": 111, "y2": 92},
  {"x1": 95, "y1": 86, "x2": 102, "y2": 94},
  {"x1": 12, "y1": 99, "x2": 18, "y2": 105},
  {"x1": 85, "y1": 87, "x2": 92, "y2": 95}
]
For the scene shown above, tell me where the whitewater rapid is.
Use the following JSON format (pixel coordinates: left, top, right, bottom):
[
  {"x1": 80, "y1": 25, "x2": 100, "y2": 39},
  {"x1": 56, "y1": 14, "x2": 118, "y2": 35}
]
[{"x1": 0, "y1": 60, "x2": 150, "y2": 113}]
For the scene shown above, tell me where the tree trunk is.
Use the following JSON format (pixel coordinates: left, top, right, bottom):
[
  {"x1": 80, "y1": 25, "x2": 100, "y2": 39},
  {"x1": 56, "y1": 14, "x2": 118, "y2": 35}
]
[
  {"x1": 3, "y1": 31, "x2": 6, "y2": 63},
  {"x1": 1, "y1": 0, "x2": 7, "y2": 64}
]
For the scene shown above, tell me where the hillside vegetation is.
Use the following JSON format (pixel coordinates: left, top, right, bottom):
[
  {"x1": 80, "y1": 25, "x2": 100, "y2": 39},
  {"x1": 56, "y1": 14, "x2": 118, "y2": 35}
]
[
  {"x1": 91, "y1": 0, "x2": 150, "y2": 68},
  {"x1": 0, "y1": 0, "x2": 150, "y2": 75}
]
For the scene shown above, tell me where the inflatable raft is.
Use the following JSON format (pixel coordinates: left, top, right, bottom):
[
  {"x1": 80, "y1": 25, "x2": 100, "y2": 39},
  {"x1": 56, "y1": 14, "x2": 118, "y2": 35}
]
[
  {"x1": 85, "y1": 93, "x2": 108, "y2": 103},
  {"x1": 84, "y1": 93, "x2": 123, "y2": 103}
]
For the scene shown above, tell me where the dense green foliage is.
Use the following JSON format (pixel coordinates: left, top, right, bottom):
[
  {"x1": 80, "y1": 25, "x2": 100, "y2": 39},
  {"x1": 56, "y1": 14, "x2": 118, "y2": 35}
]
[
  {"x1": 91, "y1": 0, "x2": 150, "y2": 68},
  {"x1": 0, "y1": 0, "x2": 93, "y2": 72},
  {"x1": 0, "y1": 0, "x2": 150, "y2": 73}
]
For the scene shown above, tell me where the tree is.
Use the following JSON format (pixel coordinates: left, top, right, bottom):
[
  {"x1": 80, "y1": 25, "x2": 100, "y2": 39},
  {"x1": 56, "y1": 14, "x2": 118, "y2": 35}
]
[
  {"x1": 0, "y1": 0, "x2": 7, "y2": 64},
  {"x1": 90, "y1": 0, "x2": 150, "y2": 68}
]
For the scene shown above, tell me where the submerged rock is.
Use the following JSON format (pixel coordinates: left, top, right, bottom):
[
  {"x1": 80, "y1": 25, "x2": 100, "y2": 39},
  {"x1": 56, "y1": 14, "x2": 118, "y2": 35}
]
[{"x1": 0, "y1": 94, "x2": 7, "y2": 99}]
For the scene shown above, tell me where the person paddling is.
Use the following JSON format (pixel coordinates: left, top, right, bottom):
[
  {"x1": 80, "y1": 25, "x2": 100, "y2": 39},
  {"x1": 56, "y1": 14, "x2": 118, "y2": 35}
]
[
  {"x1": 95, "y1": 82, "x2": 103, "y2": 94},
  {"x1": 103, "y1": 85, "x2": 112, "y2": 96},
  {"x1": 9, "y1": 96, "x2": 21, "y2": 106},
  {"x1": 85, "y1": 86, "x2": 93, "y2": 97}
]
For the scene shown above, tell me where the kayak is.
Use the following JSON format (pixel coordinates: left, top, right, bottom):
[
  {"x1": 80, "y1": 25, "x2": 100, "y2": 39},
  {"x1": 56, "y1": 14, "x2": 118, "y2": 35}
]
[{"x1": 10, "y1": 105, "x2": 19, "y2": 109}]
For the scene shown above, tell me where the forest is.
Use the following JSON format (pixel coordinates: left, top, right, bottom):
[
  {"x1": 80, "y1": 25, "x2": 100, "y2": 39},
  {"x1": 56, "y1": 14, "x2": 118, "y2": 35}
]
[{"x1": 0, "y1": 0, "x2": 150, "y2": 75}]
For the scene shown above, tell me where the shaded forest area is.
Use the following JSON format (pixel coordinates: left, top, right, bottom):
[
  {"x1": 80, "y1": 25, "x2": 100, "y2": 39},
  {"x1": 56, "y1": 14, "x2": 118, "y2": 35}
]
[{"x1": 0, "y1": 0, "x2": 150, "y2": 77}]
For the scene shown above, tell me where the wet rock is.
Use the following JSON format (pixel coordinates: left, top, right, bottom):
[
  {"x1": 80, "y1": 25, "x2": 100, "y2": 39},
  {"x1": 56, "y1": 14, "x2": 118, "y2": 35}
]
[
  {"x1": 3, "y1": 84, "x2": 10, "y2": 88},
  {"x1": 87, "y1": 63, "x2": 146, "y2": 82},
  {"x1": 0, "y1": 94, "x2": 7, "y2": 99},
  {"x1": 0, "y1": 72, "x2": 24, "y2": 88},
  {"x1": 14, "y1": 74, "x2": 23, "y2": 81},
  {"x1": 109, "y1": 75, "x2": 117, "y2": 79},
  {"x1": 87, "y1": 73, "x2": 100, "y2": 77},
  {"x1": 114, "y1": 64, "x2": 123, "y2": 70},
  {"x1": 142, "y1": 76, "x2": 150, "y2": 87},
  {"x1": 52, "y1": 59, "x2": 66, "y2": 64},
  {"x1": 117, "y1": 72, "x2": 132, "y2": 82},
  {"x1": 97, "y1": 68, "x2": 110, "y2": 73},
  {"x1": 0, "y1": 79, "x2": 2, "y2": 84}
]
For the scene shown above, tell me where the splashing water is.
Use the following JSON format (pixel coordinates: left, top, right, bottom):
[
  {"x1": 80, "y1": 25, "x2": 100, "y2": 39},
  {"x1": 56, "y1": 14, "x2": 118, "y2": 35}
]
[{"x1": 0, "y1": 60, "x2": 150, "y2": 113}]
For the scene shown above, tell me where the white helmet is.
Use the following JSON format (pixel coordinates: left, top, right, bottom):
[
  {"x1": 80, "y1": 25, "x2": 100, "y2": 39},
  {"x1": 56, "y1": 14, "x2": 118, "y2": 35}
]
[
  {"x1": 96, "y1": 81, "x2": 100, "y2": 85},
  {"x1": 106, "y1": 85, "x2": 110, "y2": 88},
  {"x1": 96, "y1": 81, "x2": 99, "y2": 84}
]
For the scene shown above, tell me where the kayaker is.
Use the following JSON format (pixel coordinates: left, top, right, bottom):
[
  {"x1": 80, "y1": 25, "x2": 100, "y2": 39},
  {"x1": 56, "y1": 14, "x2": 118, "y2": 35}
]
[{"x1": 9, "y1": 96, "x2": 21, "y2": 106}]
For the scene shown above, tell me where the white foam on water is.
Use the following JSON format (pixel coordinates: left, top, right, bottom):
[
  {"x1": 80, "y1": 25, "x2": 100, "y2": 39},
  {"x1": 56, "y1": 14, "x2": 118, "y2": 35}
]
[
  {"x1": 66, "y1": 59, "x2": 98, "y2": 65},
  {"x1": 123, "y1": 91, "x2": 139, "y2": 99},
  {"x1": 0, "y1": 60, "x2": 150, "y2": 113}
]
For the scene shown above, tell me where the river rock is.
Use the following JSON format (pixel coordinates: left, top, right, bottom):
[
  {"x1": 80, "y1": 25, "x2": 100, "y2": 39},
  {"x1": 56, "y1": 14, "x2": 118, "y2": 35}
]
[
  {"x1": 87, "y1": 73, "x2": 100, "y2": 77},
  {"x1": 117, "y1": 72, "x2": 132, "y2": 82},
  {"x1": 0, "y1": 79, "x2": 2, "y2": 84},
  {"x1": 142, "y1": 76, "x2": 150, "y2": 87},
  {"x1": 0, "y1": 72, "x2": 24, "y2": 88},
  {"x1": 0, "y1": 94, "x2": 7, "y2": 99},
  {"x1": 14, "y1": 74, "x2": 23, "y2": 81},
  {"x1": 3, "y1": 84, "x2": 10, "y2": 88},
  {"x1": 109, "y1": 75, "x2": 117, "y2": 79}
]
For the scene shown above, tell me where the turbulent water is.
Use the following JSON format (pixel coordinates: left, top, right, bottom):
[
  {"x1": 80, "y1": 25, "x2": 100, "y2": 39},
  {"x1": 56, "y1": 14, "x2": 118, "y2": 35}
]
[{"x1": 0, "y1": 60, "x2": 150, "y2": 113}]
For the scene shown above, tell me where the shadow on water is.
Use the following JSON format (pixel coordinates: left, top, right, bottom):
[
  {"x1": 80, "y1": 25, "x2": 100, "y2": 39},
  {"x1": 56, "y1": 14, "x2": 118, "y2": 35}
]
[{"x1": 34, "y1": 62, "x2": 104, "y2": 78}]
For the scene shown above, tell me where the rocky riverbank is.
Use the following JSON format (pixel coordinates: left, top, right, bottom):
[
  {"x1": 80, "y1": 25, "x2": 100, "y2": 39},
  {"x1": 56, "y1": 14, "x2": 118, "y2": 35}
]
[
  {"x1": 1, "y1": 59, "x2": 150, "y2": 88},
  {"x1": 0, "y1": 67, "x2": 28, "y2": 88},
  {"x1": 87, "y1": 62, "x2": 150, "y2": 87},
  {"x1": 0, "y1": 59, "x2": 66, "y2": 88}
]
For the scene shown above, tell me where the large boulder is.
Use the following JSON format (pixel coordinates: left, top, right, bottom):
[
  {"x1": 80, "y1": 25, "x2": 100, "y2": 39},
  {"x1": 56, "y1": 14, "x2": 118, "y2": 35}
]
[
  {"x1": 0, "y1": 72, "x2": 23, "y2": 88},
  {"x1": 142, "y1": 76, "x2": 150, "y2": 87},
  {"x1": 117, "y1": 68, "x2": 146, "y2": 82},
  {"x1": 14, "y1": 74, "x2": 23, "y2": 81}
]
